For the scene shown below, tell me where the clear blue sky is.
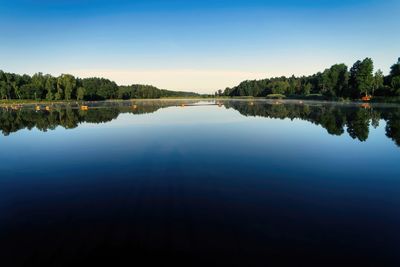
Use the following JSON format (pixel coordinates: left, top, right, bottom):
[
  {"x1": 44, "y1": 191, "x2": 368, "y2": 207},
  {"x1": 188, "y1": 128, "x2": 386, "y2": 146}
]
[{"x1": 0, "y1": 0, "x2": 399, "y2": 93}]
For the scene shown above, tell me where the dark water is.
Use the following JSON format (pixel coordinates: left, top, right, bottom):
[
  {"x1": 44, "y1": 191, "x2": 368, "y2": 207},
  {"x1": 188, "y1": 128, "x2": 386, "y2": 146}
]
[{"x1": 0, "y1": 100, "x2": 399, "y2": 266}]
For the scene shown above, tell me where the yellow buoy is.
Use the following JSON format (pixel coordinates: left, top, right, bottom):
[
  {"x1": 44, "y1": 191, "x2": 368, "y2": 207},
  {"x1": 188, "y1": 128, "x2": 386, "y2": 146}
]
[
  {"x1": 80, "y1": 105, "x2": 89, "y2": 111},
  {"x1": 45, "y1": 106, "x2": 51, "y2": 111},
  {"x1": 35, "y1": 105, "x2": 40, "y2": 111}
]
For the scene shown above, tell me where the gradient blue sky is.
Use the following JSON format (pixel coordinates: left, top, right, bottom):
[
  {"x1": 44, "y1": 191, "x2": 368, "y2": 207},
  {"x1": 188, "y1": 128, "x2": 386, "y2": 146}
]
[{"x1": 0, "y1": 0, "x2": 399, "y2": 93}]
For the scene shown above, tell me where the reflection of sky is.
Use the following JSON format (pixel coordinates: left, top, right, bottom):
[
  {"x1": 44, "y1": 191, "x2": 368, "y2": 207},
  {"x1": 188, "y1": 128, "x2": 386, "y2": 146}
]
[
  {"x1": 1, "y1": 104, "x2": 399, "y2": 181},
  {"x1": 1, "y1": 103, "x2": 399, "y2": 266}
]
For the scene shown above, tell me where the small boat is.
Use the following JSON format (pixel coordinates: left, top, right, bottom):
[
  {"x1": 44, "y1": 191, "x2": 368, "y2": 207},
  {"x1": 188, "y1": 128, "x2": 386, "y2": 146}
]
[{"x1": 361, "y1": 95, "x2": 371, "y2": 101}]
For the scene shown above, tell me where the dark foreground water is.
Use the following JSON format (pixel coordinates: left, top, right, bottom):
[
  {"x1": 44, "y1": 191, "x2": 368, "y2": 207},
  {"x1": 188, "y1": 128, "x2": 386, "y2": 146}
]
[{"x1": 0, "y1": 100, "x2": 399, "y2": 266}]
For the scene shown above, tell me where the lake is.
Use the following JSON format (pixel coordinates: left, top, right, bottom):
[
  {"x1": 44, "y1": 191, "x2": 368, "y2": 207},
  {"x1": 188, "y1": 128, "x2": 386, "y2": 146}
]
[{"x1": 0, "y1": 99, "x2": 399, "y2": 266}]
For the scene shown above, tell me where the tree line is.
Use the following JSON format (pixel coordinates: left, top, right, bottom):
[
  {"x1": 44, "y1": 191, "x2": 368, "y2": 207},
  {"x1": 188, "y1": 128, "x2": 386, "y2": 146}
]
[
  {"x1": 217, "y1": 57, "x2": 400, "y2": 99},
  {"x1": 0, "y1": 72, "x2": 199, "y2": 101}
]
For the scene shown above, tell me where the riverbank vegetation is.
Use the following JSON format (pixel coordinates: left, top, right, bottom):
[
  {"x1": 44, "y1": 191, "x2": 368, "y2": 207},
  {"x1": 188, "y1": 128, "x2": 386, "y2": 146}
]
[
  {"x1": 0, "y1": 72, "x2": 199, "y2": 101},
  {"x1": 216, "y1": 57, "x2": 400, "y2": 101},
  {"x1": 2, "y1": 57, "x2": 400, "y2": 103}
]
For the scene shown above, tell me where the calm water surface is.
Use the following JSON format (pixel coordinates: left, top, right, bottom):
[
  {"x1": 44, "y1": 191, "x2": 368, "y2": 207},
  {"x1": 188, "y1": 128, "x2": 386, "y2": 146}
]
[{"x1": 0, "y1": 100, "x2": 399, "y2": 266}]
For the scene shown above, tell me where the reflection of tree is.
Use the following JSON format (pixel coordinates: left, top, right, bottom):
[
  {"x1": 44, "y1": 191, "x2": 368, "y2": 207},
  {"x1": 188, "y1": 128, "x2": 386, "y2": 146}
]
[
  {"x1": 224, "y1": 101, "x2": 400, "y2": 147},
  {"x1": 386, "y1": 120, "x2": 400, "y2": 146},
  {"x1": 0, "y1": 101, "x2": 191, "y2": 136},
  {"x1": 311, "y1": 107, "x2": 346, "y2": 136},
  {"x1": 384, "y1": 110, "x2": 400, "y2": 147},
  {"x1": 1, "y1": 100, "x2": 400, "y2": 147},
  {"x1": 224, "y1": 101, "x2": 349, "y2": 136},
  {"x1": 346, "y1": 109, "x2": 370, "y2": 141}
]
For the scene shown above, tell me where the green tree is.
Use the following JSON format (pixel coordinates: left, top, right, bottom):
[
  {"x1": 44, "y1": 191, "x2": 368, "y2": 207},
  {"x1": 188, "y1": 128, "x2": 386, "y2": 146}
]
[
  {"x1": 349, "y1": 58, "x2": 374, "y2": 98},
  {"x1": 77, "y1": 87, "x2": 86, "y2": 101},
  {"x1": 288, "y1": 75, "x2": 299, "y2": 95},
  {"x1": 0, "y1": 81, "x2": 8, "y2": 99},
  {"x1": 390, "y1": 57, "x2": 400, "y2": 77},
  {"x1": 59, "y1": 74, "x2": 76, "y2": 100},
  {"x1": 45, "y1": 75, "x2": 56, "y2": 100},
  {"x1": 389, "y1": 58, "x2": 400, "y2": 95},
  {"x1": 31, "y1": 72, "x2": 46, "y2": 99},
  {"x1": 392, "y1": 76, "x2": 400, "y2": 95},
  {"x1": 56, "y1": 77, "x2": 64, "y2": 100},
  {"x1": 271, "y1": 80, "x2": 289, "y2": 95},
  {"x1": 0, "y1": 71, "x2": 9, "y2": 99},
  {"x1": 372, "y1": 69, "x2": 384, "y2": 96},
  {"x1": 302, "y1": 82, "x2": 312, "y2": 95},
  {"x1": 322, "y1": 64, "x2": 349, "y2": 97}
]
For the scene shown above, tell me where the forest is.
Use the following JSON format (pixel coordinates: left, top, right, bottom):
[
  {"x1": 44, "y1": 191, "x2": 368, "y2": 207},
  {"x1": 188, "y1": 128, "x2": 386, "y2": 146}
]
[
  {"x1": 0, "y1": 72, "x2": 199, "y2": 101},
  {"x1": 2, "y1": 57, "x2": 400, "y2": 101},
  {"x1": 217, "y1": 57, "x2": 400, "y2": 99}
]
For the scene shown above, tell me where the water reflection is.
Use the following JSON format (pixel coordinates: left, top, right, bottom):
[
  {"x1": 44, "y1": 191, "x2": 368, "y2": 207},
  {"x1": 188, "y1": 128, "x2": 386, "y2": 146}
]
[
  {"x1": 224, "y1": 100, "x2": 400, "y2": 146},
  {"x1": 1, "y1": 100, "x2": 400, "y2": 147},
  {"x1": 1, "y1": 99, "x2": 399, "y2": 266},
  {"x1": 0, "y1": 100, "x2": 196, "y2": 136}
]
